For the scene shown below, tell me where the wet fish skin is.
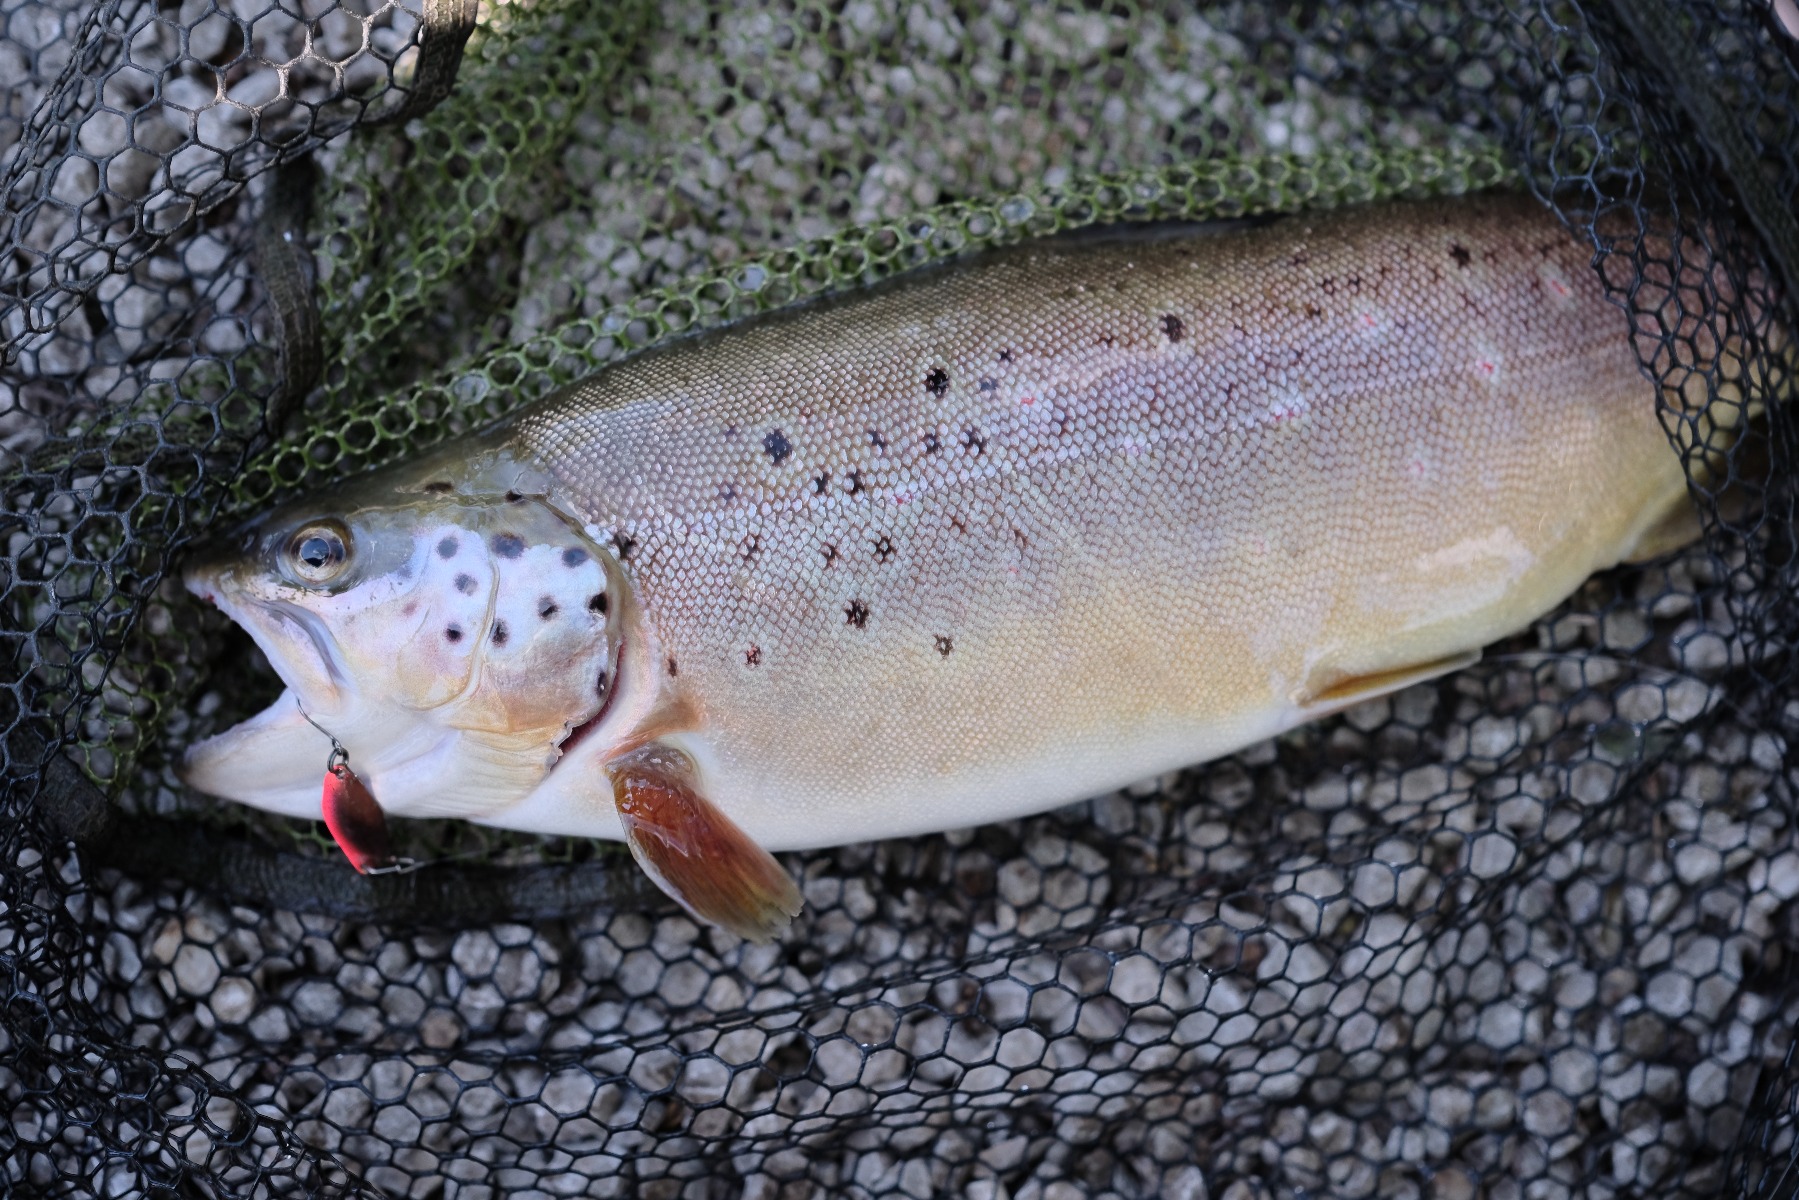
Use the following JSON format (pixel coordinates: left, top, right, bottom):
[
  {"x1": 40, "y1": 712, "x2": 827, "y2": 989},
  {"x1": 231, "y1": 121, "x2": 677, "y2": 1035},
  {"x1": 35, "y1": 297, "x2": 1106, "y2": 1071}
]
[
  {"x1": 182, "y1": 194, "x2": 1696, "y2": 933},
  {"x1": 494, "y1": 193, "x2": 1689, "y2": 846}
]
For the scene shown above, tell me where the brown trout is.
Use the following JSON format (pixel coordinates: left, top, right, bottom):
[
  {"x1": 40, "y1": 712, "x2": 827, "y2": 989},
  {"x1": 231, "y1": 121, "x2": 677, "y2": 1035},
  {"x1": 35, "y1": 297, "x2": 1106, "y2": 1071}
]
[{"x1": 182, "y1": 194, "x2": 1700, "y2": 939}]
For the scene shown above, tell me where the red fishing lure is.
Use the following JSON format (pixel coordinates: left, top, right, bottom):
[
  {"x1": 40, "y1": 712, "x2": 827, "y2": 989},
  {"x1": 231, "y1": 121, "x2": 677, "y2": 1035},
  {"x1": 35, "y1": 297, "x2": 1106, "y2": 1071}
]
[
  {"x1": 321, "y1": 752, "x2": 397, "y2": 874},
  {"x1": 300, "y1": 707, "x2": 400, "y2": 874}
]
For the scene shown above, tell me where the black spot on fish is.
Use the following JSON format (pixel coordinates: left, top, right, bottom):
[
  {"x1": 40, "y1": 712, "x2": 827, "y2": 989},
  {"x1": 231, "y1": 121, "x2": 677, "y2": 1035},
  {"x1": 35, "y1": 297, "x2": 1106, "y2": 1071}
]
[
  {"x1": 613, "y1": 534, "x2": 636, "y2": 561},
  {"x1": 869, "y1": 428, "x2": 886, "y2": 450},
  {"x1": 813, "y1": 473, "x2": 830, "y2": 494},
  {"x1": 1290, "y1": 249, "x2": 1310, "y2": 267},
  {"x1": 718, "y1": 482, "x2": 738, "y2": 502},
  {"x1": 562, "y1": 547, "x2": 588, "y2": 568},
  {"x1": 963, "y1": 427, "x2": 987, "y2": 455},
  {"x1": 1013, "y1": 527, "x2": 1029, "y2": 550},
  {"x1": 504, "y1": 490, "x2": 523, "y2": 503},
  {"x1": 588, "y1": 593, "x2": 607, "y2": 615},
  {"x1": 821, "y1": 543, "x2": 838, "y2": 565},
  {"x1": 998, "y1": 348, "x2": 1013, "y2": 363},
  {"x1": 492, "y1": 620, "x2": 509, "y2": 647},
  {"x1": 666, "y1": 655, "x2": 678, "y2": 677},
  {"x1": 1303, "y1": 302, "x2": 1322, "y2": 320},
  {"x1": 935, "y1": 635, "x2": 953, "y2": 657},
  {"x1": 978, "y1": 377, "x2": 997, "y2": 392},
  {"x1": 437, "y1": 536, "x2": 458, "y2": 559},
  {"x1": 445, "y1": 624, "x2": 463, "y2": 642},
  {"x1": 454, "y1": 573, "x2": 477, "y2": 595},
  {"x1": 1449, "y1": 242, "x2": 1472, "y2": 269},
  {"x1": 595, "y1": 669, "x2": 608, "y2": 697},
  {"x1": 844, "y1": 599, "x2": 869, "y2": 628},
  {"x1": 845, "y1": 471, "x2": 864, "y2": 495},
  {"x1": 924, "y1": 367, "x2": 949, "y2": 396},
  {"x1": 424, "y1": 481, "x2": 452, "y2": 494},
  {"x1": 763, "y1": 429, "x2": 791, "y2": 464},
  {"x1": 1320, "y1": 276, "x2": 1337, "y2": 295},
  {"x1": 1162, "y1": 313, "x2": 1184, "y2": 342},
  {"x1": 922, "y1": 432, "x2": 942, "y2": 454},
  {"x1": 745, "y1": 645, "x2": 762, "y2": 667},
  {"x1": 740, "y1": 534, "x2": 761, "y2": 562},
  {"x1": 539, "y1": 597, "x2": 559, "y2": 619},
  {"x1": 491, "y1": 533, "x2": 525, "y2": 559},
  {"x1": 873, "y1": 535, "x2": 894, "y2": 562}
]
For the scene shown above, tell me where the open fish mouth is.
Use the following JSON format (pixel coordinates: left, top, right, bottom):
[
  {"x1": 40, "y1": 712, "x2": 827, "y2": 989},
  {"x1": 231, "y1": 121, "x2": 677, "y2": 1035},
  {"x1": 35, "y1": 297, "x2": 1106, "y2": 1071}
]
[
  {"x1": 178, "y1": 567, "x2": 349, "y2": 816},
  {"x1": 184, "y1": 564, "x2": 349, "y2": 705}
]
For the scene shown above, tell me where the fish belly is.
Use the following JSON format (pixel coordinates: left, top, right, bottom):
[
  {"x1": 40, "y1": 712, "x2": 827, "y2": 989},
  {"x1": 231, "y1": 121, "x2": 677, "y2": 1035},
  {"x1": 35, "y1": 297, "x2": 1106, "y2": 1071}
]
[{"x1": 508, "y1": 195, "x2": 1685, "y2": 850}]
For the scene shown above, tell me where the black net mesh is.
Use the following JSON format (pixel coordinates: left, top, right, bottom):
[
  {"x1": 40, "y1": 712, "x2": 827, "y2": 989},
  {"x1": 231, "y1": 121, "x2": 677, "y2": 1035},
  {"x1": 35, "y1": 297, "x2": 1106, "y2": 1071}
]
[{"x1": 4, "y1": 0, "x2": 1799, "y2": 1195}]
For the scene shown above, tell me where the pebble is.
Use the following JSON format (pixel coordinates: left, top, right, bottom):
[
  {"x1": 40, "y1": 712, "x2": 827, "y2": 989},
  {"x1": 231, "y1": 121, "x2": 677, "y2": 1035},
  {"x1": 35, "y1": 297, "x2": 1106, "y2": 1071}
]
[
  {"x1": 171, "y1": 944, "x2": 221, "y2": 996},
  {"x1": 208, "y1": 976, "x2": 256, "y2": 1024},
  {"x1": 1644, "y1": 971, "x2": 1694, "y2": 1018}
]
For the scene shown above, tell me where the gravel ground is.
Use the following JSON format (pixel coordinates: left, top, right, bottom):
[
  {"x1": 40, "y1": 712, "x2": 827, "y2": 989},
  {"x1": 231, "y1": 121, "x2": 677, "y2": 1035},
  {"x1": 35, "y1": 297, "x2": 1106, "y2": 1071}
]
[
  {"x1": 10, "y1": 0, "x2": 1795, "y2": 1196},
  {"x1": 84, "y1": 539, "x2": 1799, "y2": 1198}
]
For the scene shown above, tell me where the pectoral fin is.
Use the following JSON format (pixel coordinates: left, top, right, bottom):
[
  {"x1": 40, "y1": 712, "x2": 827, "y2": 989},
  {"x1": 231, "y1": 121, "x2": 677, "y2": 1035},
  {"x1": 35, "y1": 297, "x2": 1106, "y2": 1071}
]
[{"x1": 608, "y1": 744, "x2": 803, "y2": 942}]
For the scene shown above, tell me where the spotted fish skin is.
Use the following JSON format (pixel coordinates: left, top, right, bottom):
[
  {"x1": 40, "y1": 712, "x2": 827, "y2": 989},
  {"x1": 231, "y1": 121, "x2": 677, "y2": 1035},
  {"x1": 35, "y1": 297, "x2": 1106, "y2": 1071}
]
[
  {"x1": 185, "y1": 194, "x2": 1696, "y2": 870},
  {"x1": 485, "y1": 194, "x2": 1689, "y2": 850}
]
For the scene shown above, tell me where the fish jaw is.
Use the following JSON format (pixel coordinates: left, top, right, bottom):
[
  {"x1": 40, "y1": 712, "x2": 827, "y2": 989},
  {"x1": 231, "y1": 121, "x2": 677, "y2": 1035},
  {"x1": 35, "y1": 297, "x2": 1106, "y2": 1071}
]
[
  {"x1": 185, "y1": 557, "x2": 347, "y2": 714},
  {"x1": 179, "y1": 555, "x2": 360, "y2": 818},
  {"x1": 179, "y1": 552, "x2": 354, "y2": 817},
  {"x1": 177, "y1": 688, "x2": 331, "y2": 819}
]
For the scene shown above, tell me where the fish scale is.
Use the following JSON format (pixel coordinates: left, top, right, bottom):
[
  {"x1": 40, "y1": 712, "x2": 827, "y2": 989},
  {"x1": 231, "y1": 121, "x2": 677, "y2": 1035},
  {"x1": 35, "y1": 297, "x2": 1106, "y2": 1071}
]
[
  {"x1": 183, "y1": 193, "x2": 1705, "y2": 936},
  {"x1": 496, "y1": 193, "x2": 1687, "y2": 851}
]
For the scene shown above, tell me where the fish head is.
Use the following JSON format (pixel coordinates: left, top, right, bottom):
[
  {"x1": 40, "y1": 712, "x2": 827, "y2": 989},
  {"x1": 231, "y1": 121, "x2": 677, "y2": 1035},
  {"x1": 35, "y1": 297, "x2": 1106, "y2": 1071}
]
[{"x1": 181, "y1": 477, "x2": 624, "y2": 822}]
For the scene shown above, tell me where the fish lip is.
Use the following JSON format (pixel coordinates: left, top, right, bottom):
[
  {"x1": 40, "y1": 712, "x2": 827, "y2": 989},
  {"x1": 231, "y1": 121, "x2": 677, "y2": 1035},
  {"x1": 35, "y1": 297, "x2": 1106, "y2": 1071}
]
[
  {"x1": 258, "y1": 597, "x2": 353, "y2": 694},
  {"x1": 187, "y1": 558, "x2": 349, "y2": 709}
]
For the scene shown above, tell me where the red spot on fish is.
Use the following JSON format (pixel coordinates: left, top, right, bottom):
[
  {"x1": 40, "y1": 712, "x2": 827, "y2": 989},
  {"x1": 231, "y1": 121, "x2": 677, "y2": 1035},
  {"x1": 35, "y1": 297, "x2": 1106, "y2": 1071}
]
[
  {"x1": 1360, "y1": 312, "x2": 1378, "y2": 328},
  {"x1": 1476, "y1": 360, "x2": 1496, "y2": 376},
  {"x1": 1019, "y1": 395, "x2": 1034, "y2": 406},
  {"x1": 1549, "y1": 278, "x2": 1571, "y2": 297}
]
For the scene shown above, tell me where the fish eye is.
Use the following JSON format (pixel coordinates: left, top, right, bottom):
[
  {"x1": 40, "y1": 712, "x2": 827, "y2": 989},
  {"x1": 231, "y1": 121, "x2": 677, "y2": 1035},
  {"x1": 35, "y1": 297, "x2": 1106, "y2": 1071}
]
[{"x1": 285, "y1": 522, "x2": 351, "y2": 585}]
